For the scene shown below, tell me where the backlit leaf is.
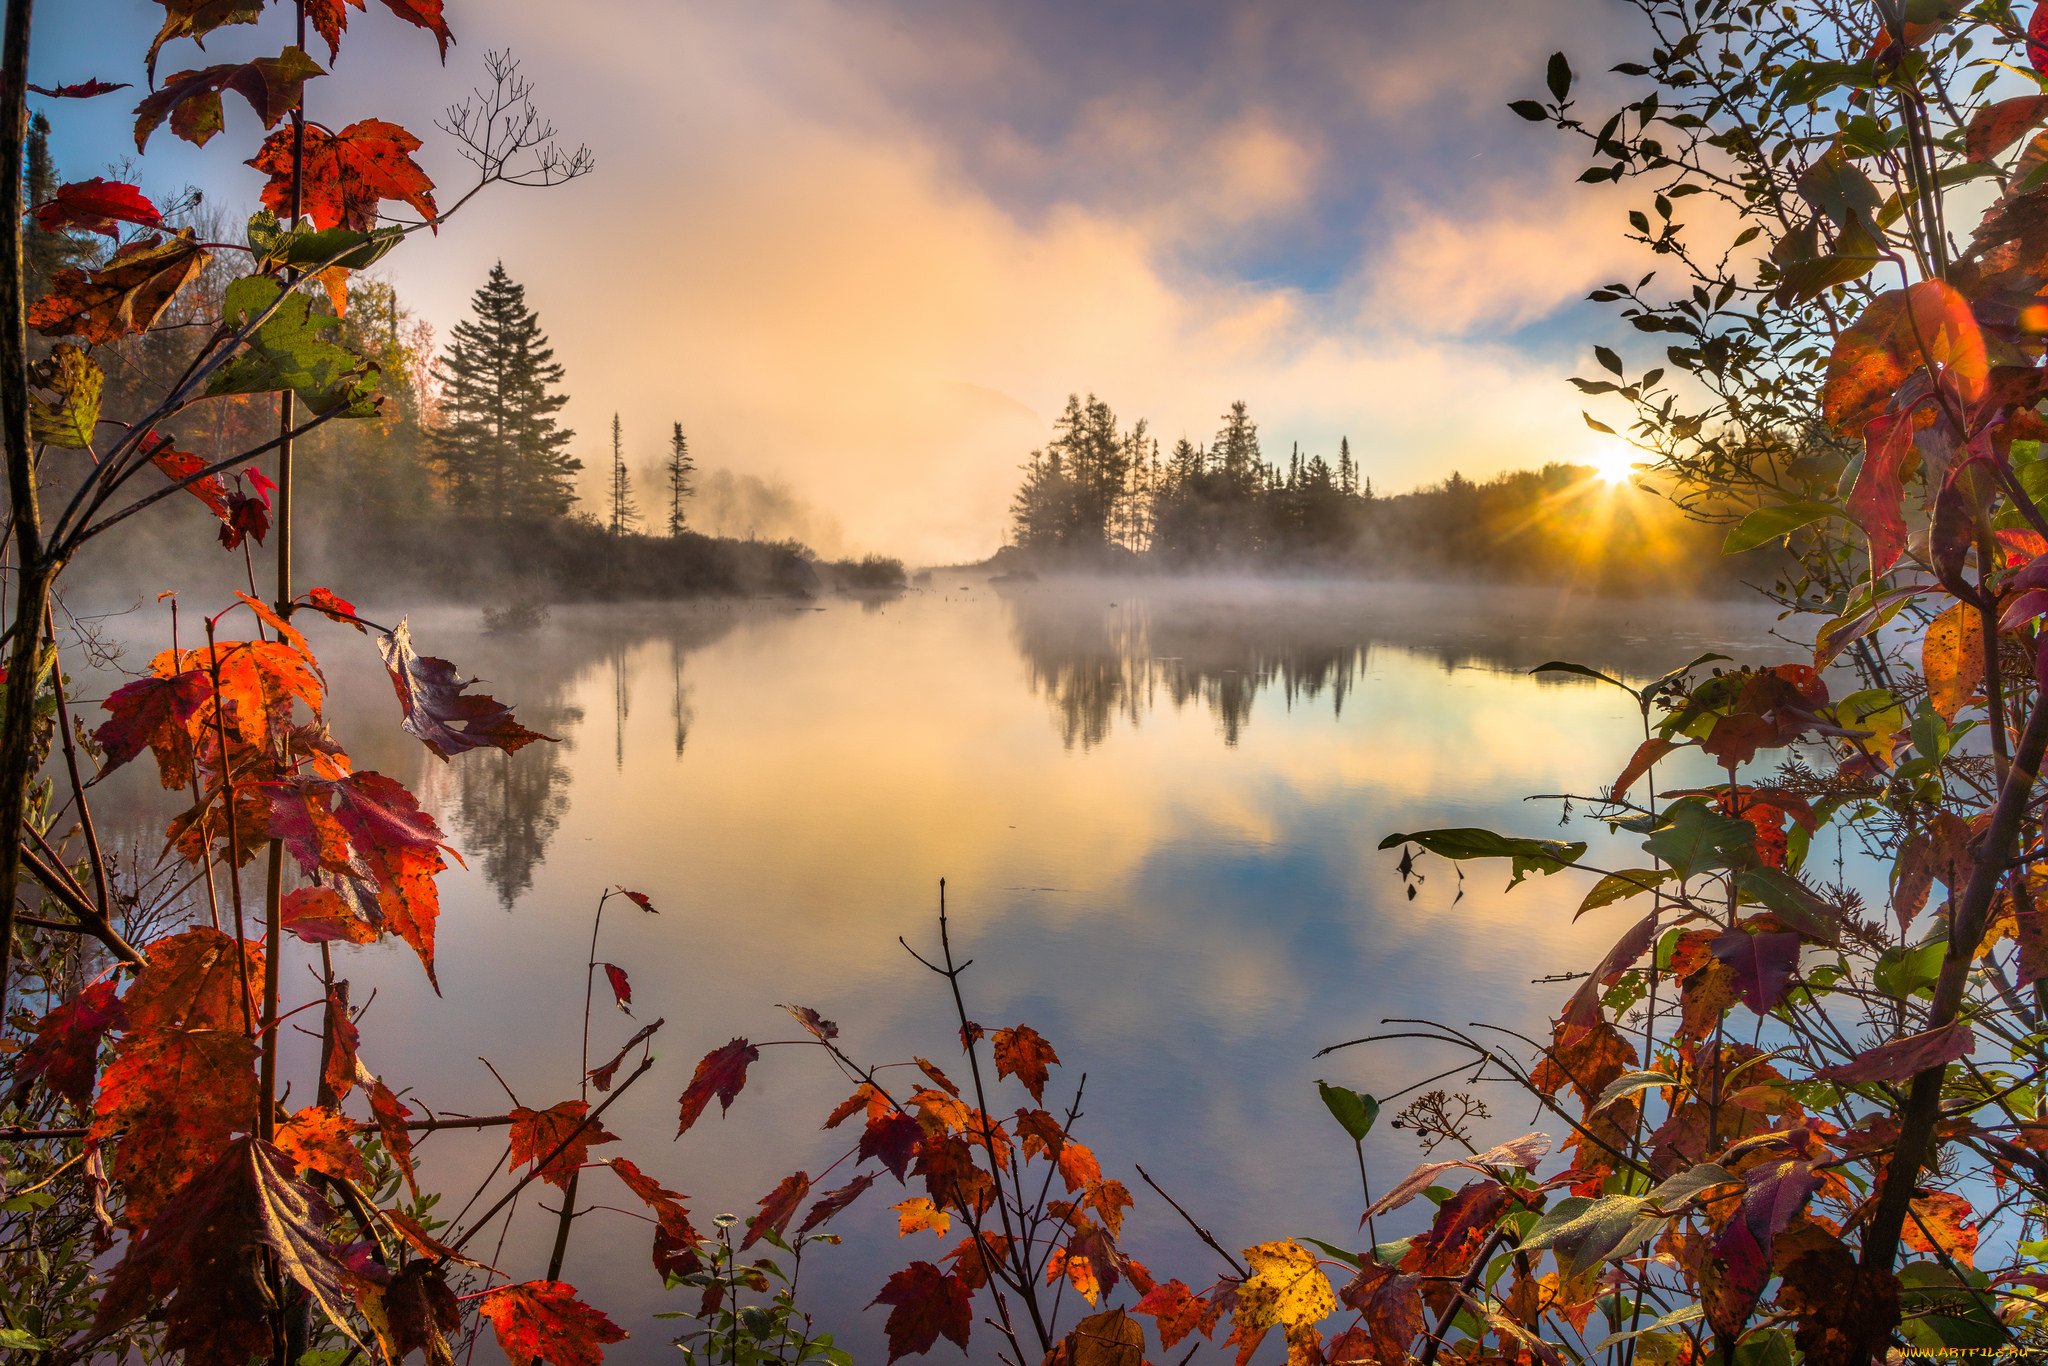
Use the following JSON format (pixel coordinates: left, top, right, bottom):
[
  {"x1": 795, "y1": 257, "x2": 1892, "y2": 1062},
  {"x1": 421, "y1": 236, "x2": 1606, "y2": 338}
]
[
  {"x1": 1923, "y1": 601, "x2": 1983, "y2": 722},
  {"x1": 508, "y1": 1100, "x2": 619, "y2": 1190},
  {"x1": 477, "y1": 1282, "x2": 626, "y2": 1366},
  {"x1": 132, "y1": 48, "x2": 322, "y2": 151},
  {"x1": 676, "y1": 1037, "x2": 757, "y2": 1135},
  {"x1": 729, "y1": 1171, "x2": 806, "y2": 1250},
  {"x1": 35, "y1": 178, "x2": 163, "y2": 237},
  {"x1": 30, "y1": 342, "x2": 109, "y2": 448},
  {"x1": 249, "y1": 117, "x2": 437, "y2": 232},
  {"x1": 991, "y1": 1024, "x2": 1059, "y2": 1102},
  {"x1": 207, "y1": 273, "x2": 380, "y2": 417},
  {"x1": 28, "y1": 231, "x2": 208, "y2": 343}
]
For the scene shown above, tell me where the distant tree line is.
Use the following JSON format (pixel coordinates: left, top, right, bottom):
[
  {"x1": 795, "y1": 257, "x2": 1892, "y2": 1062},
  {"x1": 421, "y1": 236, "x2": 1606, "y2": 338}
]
[{"x1": 1006, "y1": 393, "x2": 1749, "y2": 591}]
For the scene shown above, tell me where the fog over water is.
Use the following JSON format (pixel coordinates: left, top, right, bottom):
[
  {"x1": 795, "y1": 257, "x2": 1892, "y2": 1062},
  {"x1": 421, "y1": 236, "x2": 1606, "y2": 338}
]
[{"x1": 82, "y1": 578, "x2": 1786, "y2": 1362}]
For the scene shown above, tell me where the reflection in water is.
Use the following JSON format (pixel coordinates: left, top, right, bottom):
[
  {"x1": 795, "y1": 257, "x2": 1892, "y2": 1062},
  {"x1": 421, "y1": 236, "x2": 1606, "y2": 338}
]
[
  {"x1": 671, "y1": 642, "x2": 693, "y2": 758},
  {"x1": 1008, "y1": 594, "x2": 1364, "y2": 747},
  {"x1": 448, "y1": 709, "x2": 578, "y2": 908},
  {"x1": 1001, "y1": 579, "x2": 1773, "y2": 750}
]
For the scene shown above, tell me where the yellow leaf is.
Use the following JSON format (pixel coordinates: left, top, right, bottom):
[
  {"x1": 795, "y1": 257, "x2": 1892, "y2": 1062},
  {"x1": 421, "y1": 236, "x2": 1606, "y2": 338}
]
[
  {"x1": 1922, "y1": 601, "x2": 1983, "y2": 722},
  {"x1": 891, "y1": 1196, "x2": 950, "y2": 1238},
  {"x1": 1233, "y1": 1239, "x2": 1335, "y2": 1342}
]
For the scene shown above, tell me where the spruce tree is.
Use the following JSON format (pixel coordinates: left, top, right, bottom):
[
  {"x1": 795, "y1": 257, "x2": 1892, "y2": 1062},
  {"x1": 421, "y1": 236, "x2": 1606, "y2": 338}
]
[
  {"x1": 431, "y1": 262, "x2": 579, "y2": 519},
  {"x1": 608, "y1": 413, "x2": 638, "y2": 535},
  {"x1": 23, "y1": 114, "x2": 88, "y2": 302},
  {"x1": 666, "y1": 422, "x2": 695, "y2": 536}
]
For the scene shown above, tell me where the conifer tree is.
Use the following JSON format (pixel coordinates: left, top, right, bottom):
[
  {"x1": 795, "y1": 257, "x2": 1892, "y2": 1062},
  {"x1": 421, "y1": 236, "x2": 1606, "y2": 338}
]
[
  {"x1": 608, "y1": 413, "x2": 638, "y2": 535},
  {"x1": 666, "y1": 422, "x2": 695, "y2": 535},
  {"x1": 22, "y1": 114, "x2": 87, "y2": 301},
  {"x1": 431, "y1": 262, "x2": 579, "y2": 518}
]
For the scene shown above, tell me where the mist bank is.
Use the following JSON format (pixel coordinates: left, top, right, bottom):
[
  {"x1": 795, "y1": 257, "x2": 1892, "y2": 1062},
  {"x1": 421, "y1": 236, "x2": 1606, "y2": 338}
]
[{"x1": 65, "y1": 497, "x2": 906, "y2": 619}]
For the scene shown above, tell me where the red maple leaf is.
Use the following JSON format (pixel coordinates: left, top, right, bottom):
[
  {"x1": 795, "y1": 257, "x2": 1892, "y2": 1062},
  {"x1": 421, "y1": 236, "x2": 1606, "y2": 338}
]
[
  {"x1": 991, "y1": 1025, "x2": 1060, "y2": 1103},
  {"x1": 95, "y1": 669, "x2": 209, "y2": 787},
  {"x1": 676, "y1": 1038, "x2": 757, "y2": 1136},
  {"x1": 366, "y1": 1074, "x2": 419, "y2": 1200},
  {"x1": 477, "y1": 1282, "x2": 626, "y2": 1366},
  {"x1": 27, "y1": 79, "x2": 131, "y2": 98},
  {"x1": 798, "y1": 1172, "x2": 877, "y2": 1235},
  {"x1": 609, "y1": 1157, "x2": 702, "y2": 1278},
  {"x1": 742, "y1": 1171, "x2": 811, "y2": 1249},
  {"x1": 859, "y1": 1111, "x2": 923, "y2": 1181},
  {"x1": 11, "y1": 978, "x2": 123, "y2": 1106},
  {"x1": 507, "y1": 1100, "x2": 619, "y2": 1190},
  {"x1": 870, "y1": 1261, "x2": 973, "y2": 1362},
  {"x1": 145, "y1": 437, "x2": 233, "y2": 520},
  {"x1": 36, "y1": 179, "x2": 163, "y2": 237},
  {"x1": 601, "y1": 963, "x2": 632, "y2": 1012},
  {"x1": 249, "y1": 117, "x2": 437, "y2": 232}
]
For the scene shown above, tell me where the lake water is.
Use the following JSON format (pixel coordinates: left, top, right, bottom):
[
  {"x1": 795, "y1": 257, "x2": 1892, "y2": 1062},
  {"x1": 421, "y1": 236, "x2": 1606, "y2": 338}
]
[{"x1": 93, "y1": 577, "x2": 1787, "y2": 1363}]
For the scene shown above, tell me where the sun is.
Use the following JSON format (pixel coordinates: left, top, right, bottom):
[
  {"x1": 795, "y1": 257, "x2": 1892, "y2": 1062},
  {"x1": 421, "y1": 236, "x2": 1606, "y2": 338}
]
[{"x1": 1587, "y1": 440, "x2": 1639, "y2": 486}]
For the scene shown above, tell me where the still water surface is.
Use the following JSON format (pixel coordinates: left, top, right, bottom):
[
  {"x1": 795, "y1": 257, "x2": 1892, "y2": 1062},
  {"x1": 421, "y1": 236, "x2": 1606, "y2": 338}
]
[{"x1": 107, "y1": 578, "x2": 1786, "y2": 1362}]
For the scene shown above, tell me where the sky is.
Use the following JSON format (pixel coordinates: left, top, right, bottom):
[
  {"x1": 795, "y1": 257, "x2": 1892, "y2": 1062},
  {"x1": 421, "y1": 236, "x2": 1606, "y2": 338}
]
[{"x1": 34, "y1": 0, "x2": 1664, "y2": 562}]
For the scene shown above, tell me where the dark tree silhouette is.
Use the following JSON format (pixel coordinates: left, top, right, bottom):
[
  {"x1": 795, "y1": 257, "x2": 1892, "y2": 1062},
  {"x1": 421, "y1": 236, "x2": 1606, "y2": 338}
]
[{"x1": 432, "y1": 261, "x2": 580, "y2": 518}]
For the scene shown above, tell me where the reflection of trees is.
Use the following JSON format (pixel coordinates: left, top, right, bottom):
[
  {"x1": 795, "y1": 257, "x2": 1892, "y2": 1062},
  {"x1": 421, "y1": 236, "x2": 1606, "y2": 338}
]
[
  {"x1": 1002, "y1": 583, "x2": 1776, "y2": 750},
  {"x1": 1008, "y1": 596, "x2": 1362, "y2": 748},
  {"x1": 439, "y1": 605, "x2": 750, "y2": 905},
  {"x1": 452, "y1": 708, "x2": 578, "y2": 908}
]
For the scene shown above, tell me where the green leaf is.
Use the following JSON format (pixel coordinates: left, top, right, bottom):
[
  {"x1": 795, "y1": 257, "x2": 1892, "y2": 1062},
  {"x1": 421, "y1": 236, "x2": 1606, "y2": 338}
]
[
  {"x1": 1577, "y1": 868, "x2": 1673, "y2": 916},
  {"x1": 27, "y1": 342, "x2": 102, "y2": 449},
  {"x1": 1378, "y1": 828, "x2": 1587, "y2": 887},
  {"x1": 247, "y1": 210, "x2": 403, "y2": 271},
  {"x1": 1316, "y1": 1081, "x2": 1379, "y2": 1142},
  {"x1": 207, "y1": 274, "x2": 380, "y2": 417},
  {"x1": 1299, "y1": 1237, "x2": 1364, "y2": 1269},
  {"x1": 1875, "y1": 939, "x2": 1946, "y2": 1000},
  {"x1": 1736, "y1": 868, "x2": 1842, "y2": 944},
  {"x1": 0, "y1": 1328, "x2": 55, "y2": 1351},
  {"x1": 1641, "y1": 798, "x2": 1755, "y2": 879},
  {"x1": 1519, "y1": 1194, "x2": 1660, "y2": 1280},
  {"x1": 1592, "y1": 1070, "x2": 1675, "y2": 1113},
  {"x1": 1722, "y1": 500, "x2": 1839, "y2": 553}
]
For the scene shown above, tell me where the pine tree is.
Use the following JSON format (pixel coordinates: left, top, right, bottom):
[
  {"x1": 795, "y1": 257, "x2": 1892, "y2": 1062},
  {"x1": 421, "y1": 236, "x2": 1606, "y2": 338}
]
[
  {"x1": 666, "y1": 422, "x2": 695, "y2": 536},
  {"x1": 608, "y1": 413, "x2": 638, "y2": 536},
  {"x1": 23, "y1": 114, "x2": 88, "y2": 302},
  {"x1": 431, "y1": 262, "x2": 579, "y2": 519}
]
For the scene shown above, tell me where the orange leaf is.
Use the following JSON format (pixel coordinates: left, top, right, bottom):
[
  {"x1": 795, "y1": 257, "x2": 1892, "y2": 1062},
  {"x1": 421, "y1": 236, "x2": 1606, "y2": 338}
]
[
  {"x1": 477, "y1": 1282, "x2": 626, "y2": 1366},
  {"x1": 892, "y1": 1196, "x2": 952, "y2": 1239},
  {"x1": 991, "y1": 1024, "x2": 1060, "y2": 1102},
  {"x1": 508, "y1": 1100, "x2": 619, "y2": 1190},
  {"x1": 28, "y1": 232, "x2": 209, "y2": 343},
  {"x1": 275, "y1": 1105, "x2": 371, "y2": 1183},
  {"x1": 1923, "y1": 601, "x2": 1984, "y2": 722},
  {"x1": 248, "y1": 117, "x2": 436, "y2": 232}
]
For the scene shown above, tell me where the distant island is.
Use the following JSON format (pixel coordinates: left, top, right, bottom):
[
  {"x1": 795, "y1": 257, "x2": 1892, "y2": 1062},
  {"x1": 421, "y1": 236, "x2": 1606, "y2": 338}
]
[{"x1": 994, "y1": 393, "x2": 1757, "y2": 594}]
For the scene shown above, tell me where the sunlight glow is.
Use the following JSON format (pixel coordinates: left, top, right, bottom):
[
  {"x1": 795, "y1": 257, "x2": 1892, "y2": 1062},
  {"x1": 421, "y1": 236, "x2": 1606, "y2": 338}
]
[{"x1": 1587, "y1": 440, "x2": 1639, "y2": 486}]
